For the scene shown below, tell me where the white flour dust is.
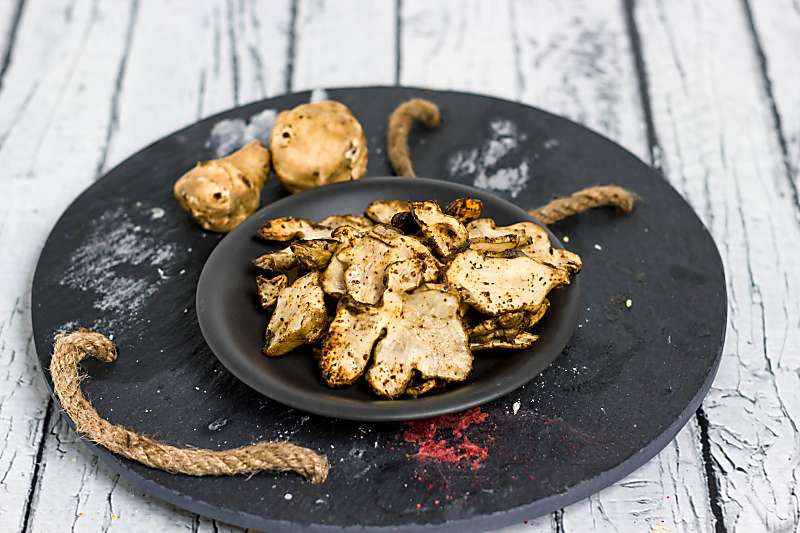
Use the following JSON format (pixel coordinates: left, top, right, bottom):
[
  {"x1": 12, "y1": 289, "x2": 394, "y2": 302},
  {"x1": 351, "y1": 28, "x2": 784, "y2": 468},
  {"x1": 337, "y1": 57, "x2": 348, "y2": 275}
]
[
  {"x1": 447, "y1": 119, "x2": 533, "y2": 198},
  {"x1": 309, "y1": 88, "x2": 328, "y2": 102},
  {"x1": 60, "y1": 207, "x2": 177, "y2": 321},
  {"x1": 53, "y1": 320, "x2": 79, "y2": 337},
  {"x1": 207, "y1": 108, "x2": 277, "y2": 157},
  {"x1": 207, "y1": 89, "x2": 329, "y2": 157}
]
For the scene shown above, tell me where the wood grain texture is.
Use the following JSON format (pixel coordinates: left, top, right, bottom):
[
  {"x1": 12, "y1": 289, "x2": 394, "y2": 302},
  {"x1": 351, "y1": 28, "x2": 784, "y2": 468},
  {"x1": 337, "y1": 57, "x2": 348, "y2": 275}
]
[
  {"x1": 634, "y1": 0, "x2": 800, "y2": 531},
  {"x1": 747, "y1": 0, "x2": 800, "y2": 210},
  {"x1": 402, "y1": 1, "x2": 712, "y2": 532},
  {"x1": 400, "y1": 0, "x2": 518, "y2": 100},
  {"x1": 291, "y1": 0, "x2": 396, "y2": 91},
  {"x1": 511, "y1": 0, "x2": 649, "y2": 162}
]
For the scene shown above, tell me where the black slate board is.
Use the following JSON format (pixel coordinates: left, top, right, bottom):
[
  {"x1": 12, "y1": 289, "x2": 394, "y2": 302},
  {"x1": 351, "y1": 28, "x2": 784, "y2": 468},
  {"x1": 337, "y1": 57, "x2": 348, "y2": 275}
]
[{"x1": 31, "y1": 87, "x2": 726, "y2": 532}]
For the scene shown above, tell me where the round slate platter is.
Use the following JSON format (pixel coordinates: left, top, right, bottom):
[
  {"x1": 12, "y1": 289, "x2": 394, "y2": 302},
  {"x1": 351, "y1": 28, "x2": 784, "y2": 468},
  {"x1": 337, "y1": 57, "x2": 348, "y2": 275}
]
[{"x1": 31, "y1": 87, "x2": 726, "y2": 532}]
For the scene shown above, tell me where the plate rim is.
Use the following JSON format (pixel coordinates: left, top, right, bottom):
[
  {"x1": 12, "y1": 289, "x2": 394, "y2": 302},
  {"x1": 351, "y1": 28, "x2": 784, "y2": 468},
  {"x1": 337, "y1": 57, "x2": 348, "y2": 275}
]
[{"x1": 196, "y1": 176, "x2": 581, "y2": 421}]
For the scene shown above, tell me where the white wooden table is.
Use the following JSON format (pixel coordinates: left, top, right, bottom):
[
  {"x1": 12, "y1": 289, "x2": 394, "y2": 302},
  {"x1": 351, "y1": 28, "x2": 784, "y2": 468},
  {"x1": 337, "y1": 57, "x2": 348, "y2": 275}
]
[{"x1": 1, "y1": 1, "x2": 797, "y2": 531}]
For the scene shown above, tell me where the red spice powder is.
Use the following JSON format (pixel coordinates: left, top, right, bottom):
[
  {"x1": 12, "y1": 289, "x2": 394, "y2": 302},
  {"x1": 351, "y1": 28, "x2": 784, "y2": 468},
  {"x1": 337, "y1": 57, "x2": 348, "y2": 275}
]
[{"x1": 403, "y1": 407, "x2": 489, "y2": 470}]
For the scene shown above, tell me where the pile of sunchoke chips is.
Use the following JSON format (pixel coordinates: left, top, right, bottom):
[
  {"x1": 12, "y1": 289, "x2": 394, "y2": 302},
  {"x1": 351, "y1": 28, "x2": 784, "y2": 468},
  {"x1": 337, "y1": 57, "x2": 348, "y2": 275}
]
[
  {"x1": 173, "y1": 96, "x2": 583, "y2": 398},
  {"x1": 253, "y1": 198, "x2": 582, "y2": 398}
]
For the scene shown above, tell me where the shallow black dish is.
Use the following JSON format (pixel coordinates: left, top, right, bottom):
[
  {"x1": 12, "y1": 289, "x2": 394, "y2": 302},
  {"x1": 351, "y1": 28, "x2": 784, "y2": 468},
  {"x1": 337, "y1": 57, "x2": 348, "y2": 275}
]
[{"x1": 197, "y1": 177, "x2": 581, "y2": 421}]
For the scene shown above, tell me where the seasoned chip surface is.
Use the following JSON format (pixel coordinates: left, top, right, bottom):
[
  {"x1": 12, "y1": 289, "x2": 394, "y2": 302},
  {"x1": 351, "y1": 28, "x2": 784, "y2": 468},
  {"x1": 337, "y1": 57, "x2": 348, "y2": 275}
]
[
  {"x1": 467, "y1": 218, "x2": 582, "y2": 273},
  {"x1": 409, "y1": 201, "x2": 469, "y2": 257},
  {"x1": 366, "y1": 287, "x2": 472, "y2": 398},
  {"x1": 263, "y1": 272, "x2": 328, "y2": 357},
  {"x1": 365, "y1": 199, "x2": 410, "y2": 224},
  {"x1": 256, "y1": 274, "x2": 287, "y2": 308},
  {"x1": 445, "y1": 249, "x2": 569, "y2": 315}
]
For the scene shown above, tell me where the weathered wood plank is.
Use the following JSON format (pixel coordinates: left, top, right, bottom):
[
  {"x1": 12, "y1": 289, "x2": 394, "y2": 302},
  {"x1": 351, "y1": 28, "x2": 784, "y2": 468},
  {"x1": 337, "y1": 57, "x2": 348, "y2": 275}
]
[
  {"x1": 746, "y1": 0, "x2": 800, "y2": 206},
  {"x1": 291, "y1": 0, "x2": 396, "y2": 91},
  {"x1": 634, "y1": 0, "x2": 800, "y2": 531},
  {"x1": 402, "y1": 1, "x2": 712, "y2": 531},
  {"x1": 400, "y1": 0, "x2": 517, "y2": 100},
  {"x1": 0, "y1": 0, "x2": 25, "y2": 94},
  {"x1": 512, "y1": 0, "x2": 649, "y2": 162}
]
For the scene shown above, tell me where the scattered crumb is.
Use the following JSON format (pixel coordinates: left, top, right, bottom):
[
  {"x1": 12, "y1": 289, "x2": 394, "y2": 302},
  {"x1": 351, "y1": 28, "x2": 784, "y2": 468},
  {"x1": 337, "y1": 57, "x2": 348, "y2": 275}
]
[
  {"x1": 208, "y1": 417, "x2": 228, "y2": 431},
  {"x1": 625, "y1": 299, "x2": 632, "y2": 308},
  {"x1": 594, "y1": 243, "x2": 602, "y2": 250},
  {"x1": 148, "y1": 207, "x2": 165, "y2": 220},
  {"x1": 284, "y1": 493, "x2": 293, "y2": 501},
  {"x1": 512, "y1": 401, "x2": 521, "y2": 415},
  {"x1": 562, "y1": 235, "x2": 570, "y2": 243},
  {"x1": 543, "y1": 138, "x2": 560, "y2": 150},
  {"x1": 111, "y1": 513, "x2": 119, "y2": 520}
]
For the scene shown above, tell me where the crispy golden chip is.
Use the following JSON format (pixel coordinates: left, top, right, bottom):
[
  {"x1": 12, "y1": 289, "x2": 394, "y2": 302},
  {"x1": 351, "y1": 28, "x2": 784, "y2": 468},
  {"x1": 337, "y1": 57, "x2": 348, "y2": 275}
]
[{"x1": 263, "y1": 272, "x2": 328, "y2": 357}]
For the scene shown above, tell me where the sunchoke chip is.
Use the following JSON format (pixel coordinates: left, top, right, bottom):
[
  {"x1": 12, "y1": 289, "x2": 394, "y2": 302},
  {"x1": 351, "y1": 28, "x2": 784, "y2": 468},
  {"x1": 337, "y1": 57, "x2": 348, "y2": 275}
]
[
  {"x1": 270, "y1": 101, "x2": 368, "y2": 192},
  {"x1": 320, "y1": 260, "x2": 472, "y2": 398},
  {"x1": 174, "y1": 140, "x2": 270, "y2": 233},
  {"x1": 467, "y1": 218, "x2": 582, "y2": 273},
  {"x1": 251, "y1": 198, "x2": 581, "y2": 398},
  {"x1": 263, "y1": 272, "x2": 328, "y2": 357},
  {"x1": 445, "y1": 249, "x2": 570, "y2": 315},
  {"x1": 253, "y1": 216, "x2": 373, "y2": 272}
]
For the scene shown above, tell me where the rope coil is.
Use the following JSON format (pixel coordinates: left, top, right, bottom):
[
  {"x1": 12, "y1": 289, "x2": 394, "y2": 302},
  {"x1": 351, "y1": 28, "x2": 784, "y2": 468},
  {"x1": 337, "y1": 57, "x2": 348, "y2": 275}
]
[{"x1": 50, "y1": 329, "x2": 329, "y2": 483}]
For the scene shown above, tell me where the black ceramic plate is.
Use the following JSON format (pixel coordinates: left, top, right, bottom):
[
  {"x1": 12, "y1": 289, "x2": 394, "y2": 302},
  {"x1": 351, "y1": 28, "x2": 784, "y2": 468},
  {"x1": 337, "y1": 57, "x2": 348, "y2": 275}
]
[{"x1": 196, "y1": 177, "x2": 580, "y2": 421}]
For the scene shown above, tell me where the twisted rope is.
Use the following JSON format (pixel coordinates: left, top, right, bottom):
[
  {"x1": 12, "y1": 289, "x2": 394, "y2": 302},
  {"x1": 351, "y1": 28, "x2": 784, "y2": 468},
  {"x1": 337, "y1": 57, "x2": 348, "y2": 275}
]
[
  {"x1": 530, "y1": 185, "x2": 636, "y2": 224},
  {"x1": 50, "y1": 329, "x2": 328, "y2": 483},
  {"x1": 388, "y1": 98, "x2": 441, "y2": 177}
]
